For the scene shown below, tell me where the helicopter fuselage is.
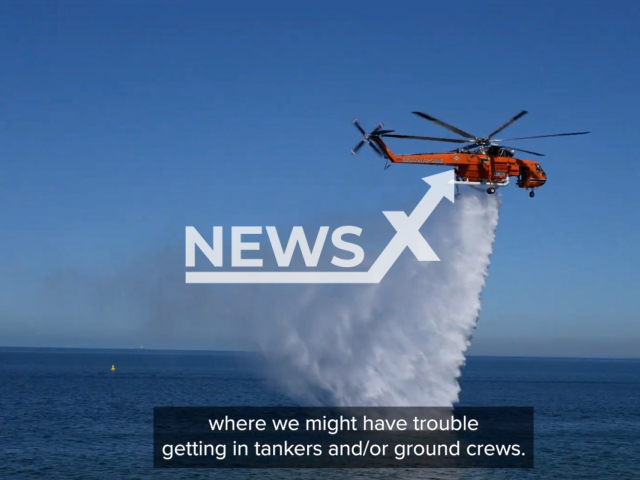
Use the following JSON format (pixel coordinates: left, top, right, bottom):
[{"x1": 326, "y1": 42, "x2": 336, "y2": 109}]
[{"x1": 371, "y1": 137, "x2": 547, "y2": 190}]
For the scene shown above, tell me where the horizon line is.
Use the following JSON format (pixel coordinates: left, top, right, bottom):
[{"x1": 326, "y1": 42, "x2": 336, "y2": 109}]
[{"x1": 1, "y1": 345, "x2": 639, "y2": 361}]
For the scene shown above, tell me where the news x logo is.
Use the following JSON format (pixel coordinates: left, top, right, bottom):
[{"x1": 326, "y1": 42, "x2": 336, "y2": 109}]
[{"x1": 185, "y1": 170, "x2": 454, "y2": 284}]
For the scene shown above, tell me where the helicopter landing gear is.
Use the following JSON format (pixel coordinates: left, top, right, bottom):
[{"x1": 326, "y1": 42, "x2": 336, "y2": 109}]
[
  {"x1": 529, "y1": 190, "x2": 535, "y2": 198},
  {"x1": 487, "y1": 187, "x2": 496, "y2": 194}
]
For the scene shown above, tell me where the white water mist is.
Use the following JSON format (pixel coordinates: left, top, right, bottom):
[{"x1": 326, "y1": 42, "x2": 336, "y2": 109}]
[{"x1": 258, "y1": 190, "x2": 500, "y2": 407}]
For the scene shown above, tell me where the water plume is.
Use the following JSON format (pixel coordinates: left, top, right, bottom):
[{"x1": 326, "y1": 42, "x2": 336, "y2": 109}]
[{"x1": 259, "y1": 189, "x2": 500, "y2": 407}]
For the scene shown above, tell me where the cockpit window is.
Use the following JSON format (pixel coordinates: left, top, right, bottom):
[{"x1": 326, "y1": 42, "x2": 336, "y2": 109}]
[{"x1": 535, "y1": 164, "x2": 541, "y2": 173}]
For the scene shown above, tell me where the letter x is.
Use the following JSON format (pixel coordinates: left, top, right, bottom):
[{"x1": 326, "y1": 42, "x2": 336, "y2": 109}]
[{"x1": 383, "y1": 211, "x2": 439, "y2": 261}]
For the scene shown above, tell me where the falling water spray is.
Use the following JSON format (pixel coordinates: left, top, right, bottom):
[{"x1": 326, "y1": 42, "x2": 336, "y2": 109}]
[{"x1": 258, "y1": 190, "x2": 500, "y2": 407}]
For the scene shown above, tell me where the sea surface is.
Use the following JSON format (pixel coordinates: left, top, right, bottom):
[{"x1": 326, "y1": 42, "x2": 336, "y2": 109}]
[{"x1": 0, "y1": 348, "x2": 638, "y2": 479}]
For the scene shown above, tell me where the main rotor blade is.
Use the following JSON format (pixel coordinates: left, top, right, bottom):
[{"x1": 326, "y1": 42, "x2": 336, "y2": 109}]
[
  {"x1": 448, "y1": 143, "x2": 478, "y2": 152},
  {"x1": 497, "y1": 131, "x2": 590, "y2": 141},
  {"x1": 502, "y1": 145, "x2": 546, "y2": 157},
  {"x1": 382, "y1": 134, "x2": 469, "y2": 144},
  {"x1": 486, "y1": 110, "x2": 528, "y2": 139},
  {"x1": 412, "y1": 111, "x2": 475, "y2": 139},
  {"x1": 371, "y1": 123, "x2": 384, "y2": 134},
  {"x1": 352, "y1": 119, "x2": 366, "y2": 136},
  {"x1": 351, "y1": 140, "x2": 366, "y2": 155}
]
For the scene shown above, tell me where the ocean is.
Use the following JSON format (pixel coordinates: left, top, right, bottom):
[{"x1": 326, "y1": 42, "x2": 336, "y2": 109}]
[{"x1": 0, "y1": 348, "x2": 638, "y2": 479}]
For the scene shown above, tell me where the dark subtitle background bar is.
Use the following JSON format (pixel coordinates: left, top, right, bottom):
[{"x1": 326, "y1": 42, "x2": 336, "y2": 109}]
[{"x1": 154, "y1": 406, "x2": 533, "y2": 468}]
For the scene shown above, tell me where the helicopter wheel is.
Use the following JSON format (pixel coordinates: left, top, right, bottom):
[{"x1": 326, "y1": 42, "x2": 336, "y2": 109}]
[
  {"x1": 529, "y1": 190, "x2": 535, "y2": 198},
  {"x1": 487, "y1": 188, "x2": 496, "y2": 194}
]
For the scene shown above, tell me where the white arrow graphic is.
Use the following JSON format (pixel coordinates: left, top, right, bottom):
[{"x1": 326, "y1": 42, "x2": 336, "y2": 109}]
[{"x1": 186, "y1": 170, "x2": 455, "y2": 284}]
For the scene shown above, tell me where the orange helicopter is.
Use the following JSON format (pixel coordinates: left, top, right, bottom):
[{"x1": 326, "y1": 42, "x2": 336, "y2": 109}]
[{"x1": 351, "y1": 111, "x2": 589, "y2": 197}]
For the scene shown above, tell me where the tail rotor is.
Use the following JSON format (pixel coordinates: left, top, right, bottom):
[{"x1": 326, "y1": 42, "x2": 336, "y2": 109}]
[{"x1": 351, "y1": 119, "x2": 394, "y2": 157}]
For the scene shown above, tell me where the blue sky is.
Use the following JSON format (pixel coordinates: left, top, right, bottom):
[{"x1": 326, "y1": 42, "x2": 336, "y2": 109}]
[{"x1": 1, "y1": 1, "x2": 639, "y2": 356}]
